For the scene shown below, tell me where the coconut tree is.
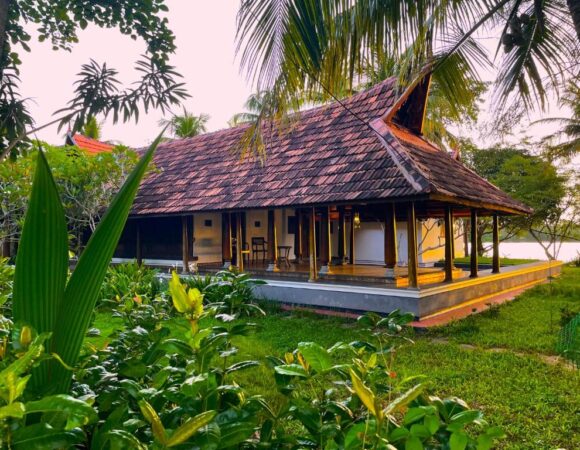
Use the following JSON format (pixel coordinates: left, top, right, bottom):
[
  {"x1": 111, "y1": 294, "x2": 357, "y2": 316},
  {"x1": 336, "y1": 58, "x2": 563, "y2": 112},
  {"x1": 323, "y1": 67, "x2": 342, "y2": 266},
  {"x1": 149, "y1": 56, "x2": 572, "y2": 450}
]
[
  {"x1": 537, "y1": 80, "x2": 580, "y2": 160},
  {"x1": 81, "y1": 115, "x2": 102, "y2": 140},
  {"x1": 229, "y1": 91, "x2": 270, "y2": 126},
  {"x1": 159, "y1": 109, "x2": 210, "y2": 139},
  {"x1": 235, "y1": 0, "x2": 578, "y2": 151}
]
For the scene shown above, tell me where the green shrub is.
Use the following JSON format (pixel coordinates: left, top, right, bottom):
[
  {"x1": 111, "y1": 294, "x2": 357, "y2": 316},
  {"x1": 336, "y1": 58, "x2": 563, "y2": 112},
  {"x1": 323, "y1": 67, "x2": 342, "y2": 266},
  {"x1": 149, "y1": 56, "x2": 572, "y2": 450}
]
[
  {"x1": 0, "y1": 257, "x2": 13, "y2": 314},
  {"x1": 99, "y1": 261, "x2": 163, "y2": 308},
  {"x1": 1, "y1": 137, "x2": 501, "y2": 448},
  {"x1": 185, "y1": 269, "x2": 266, "y2": 317}
]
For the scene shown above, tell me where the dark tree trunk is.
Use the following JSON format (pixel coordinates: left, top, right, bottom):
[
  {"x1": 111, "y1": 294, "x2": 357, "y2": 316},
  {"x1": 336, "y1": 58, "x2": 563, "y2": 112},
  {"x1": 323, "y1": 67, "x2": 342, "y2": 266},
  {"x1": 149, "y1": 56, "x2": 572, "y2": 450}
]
[
  {"x1": 568, "y1": 0, "x2": 580, "y2": 42},
  {"x1": 0, "y1": 0, "x2": 10, "y2": 67}
]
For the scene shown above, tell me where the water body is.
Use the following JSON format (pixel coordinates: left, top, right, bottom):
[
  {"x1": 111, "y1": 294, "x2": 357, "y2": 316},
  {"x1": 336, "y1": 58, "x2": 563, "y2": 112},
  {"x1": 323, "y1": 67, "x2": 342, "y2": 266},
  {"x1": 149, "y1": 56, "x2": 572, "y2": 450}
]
[{"x1": 484, "y1": 241, "x2": 580, "y2": 262}]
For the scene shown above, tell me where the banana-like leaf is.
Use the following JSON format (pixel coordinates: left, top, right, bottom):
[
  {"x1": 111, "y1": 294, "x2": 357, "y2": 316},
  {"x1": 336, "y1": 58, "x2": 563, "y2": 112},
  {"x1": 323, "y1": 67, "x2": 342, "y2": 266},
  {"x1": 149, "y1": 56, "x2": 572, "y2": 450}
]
[
  {"x1": 105, "y1": 430, "x2": 147, "y2": 450},
  {"x1": 12, "y1": 423, "x2": 85, "y2": 449},
  {"x1": 139, "y1": 399, "x2": 168, "y2": 445},
  {"x1": 383, "y1": 384, "x2": 425, "y2": 416},
  {"x1": 24, "y1": 394, "x2": 98, "y2": 429},
  {"x1": 297, "y1": 342, "x2": 332, "y2": 373},
  {"x1": 349, "y1": 369, "x2": 381, "y2": 420},
  {"x1": 49, "y1": 133, "x2": 162, "y2": 392},
  {"x1": 12, "y1": 151, "x2": 68, "y2": 390},
  {"x1": 0, "y1": 334, "x2": 50, "y2": 403},
  {"x1": 0, "y1": 402, "x2": 25, "y2": 419},
  {"x1": 166, "y1": 410, "x2": 217, "y2": 447}
]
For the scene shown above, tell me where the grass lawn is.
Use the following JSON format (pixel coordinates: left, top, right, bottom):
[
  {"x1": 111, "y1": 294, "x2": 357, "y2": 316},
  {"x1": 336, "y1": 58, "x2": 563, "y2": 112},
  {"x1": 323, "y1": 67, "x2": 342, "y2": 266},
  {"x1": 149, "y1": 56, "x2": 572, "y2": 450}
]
[
  {"x1": 427, "y1": 266, "x2": 580, "y2": 353},
  {"x1": 451, "y1": 256, "x2": 538, "y2": 266},
  {"x1": 89, "y1": 265, "x2": 580, "y2": 450}
]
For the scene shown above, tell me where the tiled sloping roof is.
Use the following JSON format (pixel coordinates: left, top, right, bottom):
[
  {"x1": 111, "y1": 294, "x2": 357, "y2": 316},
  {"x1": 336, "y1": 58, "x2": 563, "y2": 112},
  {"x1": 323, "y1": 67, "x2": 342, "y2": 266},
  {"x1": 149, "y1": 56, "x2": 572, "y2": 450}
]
[
  {"x1": 72, "y1": 134, "x2": 114, "y2": 155},
  {"x1": 131, "y1": 77, "x2": 530, "y2": 216},
  {"x1": 386, "y1": 124, "x2": 532, "y2": 214},
  {"x1": 132, "y1": 78, "x2": 420, "y2": 215}
]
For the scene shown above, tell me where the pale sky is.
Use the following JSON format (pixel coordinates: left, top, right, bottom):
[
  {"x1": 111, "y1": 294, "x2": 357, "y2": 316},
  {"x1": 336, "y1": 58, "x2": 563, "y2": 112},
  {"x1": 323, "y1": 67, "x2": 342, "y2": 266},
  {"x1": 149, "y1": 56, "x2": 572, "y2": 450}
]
[
  {"x1": 20, "y1": 1, "x2": 251, "y2": 148},
  {"x1": 18, "y1": 1, "x2": 562, "y2": 149}
]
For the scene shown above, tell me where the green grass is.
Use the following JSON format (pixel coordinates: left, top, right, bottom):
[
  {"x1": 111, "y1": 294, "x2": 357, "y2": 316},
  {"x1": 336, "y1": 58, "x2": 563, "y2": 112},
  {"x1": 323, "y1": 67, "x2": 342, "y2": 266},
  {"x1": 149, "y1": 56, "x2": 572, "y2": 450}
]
[
  {"x1": 427, "y1": 266, "x2": 580, "y2": 353},
  {"x1": 451, "y1": 256, "x2": 538, "y2": 266},
  {"x1": 89, "y1": 266, "x2": 580, "y2": 449}
]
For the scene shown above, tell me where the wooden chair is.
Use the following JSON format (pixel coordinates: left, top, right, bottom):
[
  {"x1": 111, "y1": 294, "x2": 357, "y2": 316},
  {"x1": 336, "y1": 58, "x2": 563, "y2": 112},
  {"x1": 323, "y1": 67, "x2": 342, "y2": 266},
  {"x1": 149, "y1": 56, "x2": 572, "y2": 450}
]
[{"x1": 251, "y1": 237, "x2": 268, "y2": 263}]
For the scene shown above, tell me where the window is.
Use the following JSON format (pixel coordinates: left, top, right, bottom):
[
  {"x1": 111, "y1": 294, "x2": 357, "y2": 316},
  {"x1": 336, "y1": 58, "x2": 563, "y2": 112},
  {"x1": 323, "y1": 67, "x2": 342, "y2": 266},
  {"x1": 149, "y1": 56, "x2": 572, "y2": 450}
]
[
  {"x1": 254, "y1": 221, "x2": 261, "y2": 228},
  {"x1": 204, "y1": 219, "x2": 212, "y2": 227}
]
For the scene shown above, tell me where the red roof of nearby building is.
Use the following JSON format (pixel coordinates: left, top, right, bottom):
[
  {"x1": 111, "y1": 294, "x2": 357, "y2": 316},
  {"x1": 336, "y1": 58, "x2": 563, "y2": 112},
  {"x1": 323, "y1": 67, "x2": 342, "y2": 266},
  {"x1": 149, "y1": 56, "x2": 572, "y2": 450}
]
[
  {"x1": 130, "y1": 77, "x2": 530, "y2": 217},
  {"x1": 69, "y1": 133, "x2": 114, "y2": 155}
]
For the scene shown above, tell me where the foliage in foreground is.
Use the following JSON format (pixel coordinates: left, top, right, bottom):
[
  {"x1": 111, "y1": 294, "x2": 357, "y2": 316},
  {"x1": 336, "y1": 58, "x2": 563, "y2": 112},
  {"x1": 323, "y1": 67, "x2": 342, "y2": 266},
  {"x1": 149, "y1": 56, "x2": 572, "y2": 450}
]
[
  {"x1": 0, "y1": 144, "x2": 139, "y2": 256},
  {"x1": 0, "y1": 134, "x2": 500, "y2": 447},
  {"x1": 1, "y1": 271, "x2": 502, "y2": 448}
]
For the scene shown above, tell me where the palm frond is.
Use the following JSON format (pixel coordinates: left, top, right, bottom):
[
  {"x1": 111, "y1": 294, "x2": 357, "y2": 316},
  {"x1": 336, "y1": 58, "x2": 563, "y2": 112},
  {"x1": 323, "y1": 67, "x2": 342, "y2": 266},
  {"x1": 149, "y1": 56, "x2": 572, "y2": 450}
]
[{"x1": 494, "y1": 0, "x2": 577, "y2": 110}]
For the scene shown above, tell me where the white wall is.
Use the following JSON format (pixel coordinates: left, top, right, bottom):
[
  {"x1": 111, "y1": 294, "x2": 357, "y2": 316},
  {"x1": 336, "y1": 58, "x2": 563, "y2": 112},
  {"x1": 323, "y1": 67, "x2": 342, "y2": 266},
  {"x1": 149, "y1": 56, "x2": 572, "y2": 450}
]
[
  {"x1": 354, "y1": 219, "x2": 451, "y2": 266},
  {"x1": 189, "y1": 211, "x2": 463, "y2": 267}
]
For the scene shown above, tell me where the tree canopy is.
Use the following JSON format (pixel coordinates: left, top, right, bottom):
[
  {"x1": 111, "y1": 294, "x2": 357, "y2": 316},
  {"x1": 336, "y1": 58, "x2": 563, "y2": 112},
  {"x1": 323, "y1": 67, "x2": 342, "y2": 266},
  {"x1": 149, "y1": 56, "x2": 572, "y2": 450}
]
[
  {"x1": 0, "y1": 144, "x2": 139, "y2": 256},
  {"x1": 463, "y1": 142, "x2": 578, "y2": 259},
  {"x1": 0, "y1": 0, "x2": 189, "y2": 160},
  {"x1": 159, "y1": 109, "x2": 210, "y2": 139},
  {"x1": 235, "y1": 0, "x2": 578, "y2": 156}
]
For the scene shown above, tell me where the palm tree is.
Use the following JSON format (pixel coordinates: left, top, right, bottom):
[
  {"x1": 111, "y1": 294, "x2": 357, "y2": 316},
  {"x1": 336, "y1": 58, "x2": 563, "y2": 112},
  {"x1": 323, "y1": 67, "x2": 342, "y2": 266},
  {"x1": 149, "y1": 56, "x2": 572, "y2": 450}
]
[
  {"x1": 81, "y1": 115, "x2": 102, "y2": 140},
  {"x1": 159, "y1": 109, "x2": 210, "y2": 139},
  {"x1": 236, "y1": 0, "x2": 577, "y2": 126},
  {"x1": 537, "y1": 80, "x2": 580, "y2": 160},
  {"x1": 229, "y1": 92, "x2": 269, "y2": 126}
]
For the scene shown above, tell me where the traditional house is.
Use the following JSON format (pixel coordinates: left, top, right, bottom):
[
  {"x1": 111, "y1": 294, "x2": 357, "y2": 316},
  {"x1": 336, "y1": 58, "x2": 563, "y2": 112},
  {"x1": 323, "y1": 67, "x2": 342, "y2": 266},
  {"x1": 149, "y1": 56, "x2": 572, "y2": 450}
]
[{"x1": 114, "y1": 75, "x2": 559, "y2": 318}]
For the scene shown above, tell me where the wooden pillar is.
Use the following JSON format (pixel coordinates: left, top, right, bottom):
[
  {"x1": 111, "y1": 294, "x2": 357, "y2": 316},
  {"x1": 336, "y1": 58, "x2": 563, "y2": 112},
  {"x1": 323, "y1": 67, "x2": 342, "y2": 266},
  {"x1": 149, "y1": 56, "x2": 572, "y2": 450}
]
[
  {"x1": 319, "y1": 206, "x2": 332, "y2": 274},
  {"x1": 182, "y1": 216, "x2": 190, "y2": 273},
  {"x1": 301, "y1": 213, "x2": 309, "y2": 258},
  {"x1": 266, "y1": 209, "x2": 279, "y2": 271},
  {"x1": 492, "y1": 213, "x2": 500, "y2": 274},
  {"x1": 407, "y1": 202, "x2": 418, "y2": 289},
  {"x1": 222, "y1": 212, "x2": 232, "y2": 268},
  {"x1": 337, "y1": 206, "x2": 346, "y2": 265},
  {"x1": 308, "y1": 207, "x2": 317, "y2": 281},
  {"x1": 295, "y1": 209, "x2": 303, "y2": 262},
  {"x1": 236, "y1": 212, "x2": 244, "y2": 272},
  {"x1": 136, "y1": 221, "x2": 142, "y2": 267},
  {"x1": 470, "y1": 209, "x2": 478, "y2": 278},
  {"x1": 463, "y1": 219, "x2": 470, "y2": 257},
  {"x1": 444, "y1": 206, "x2": 454, "y2": 282},
  {"x1": 349, "y1": 208, "x2": 356, "y2": 264},
  {"x1": 384, "y1": 203, "x2": 397, "y2": 274},
  {"x1": 450, "y1": 215, "x2": 456, "y2": 258}
]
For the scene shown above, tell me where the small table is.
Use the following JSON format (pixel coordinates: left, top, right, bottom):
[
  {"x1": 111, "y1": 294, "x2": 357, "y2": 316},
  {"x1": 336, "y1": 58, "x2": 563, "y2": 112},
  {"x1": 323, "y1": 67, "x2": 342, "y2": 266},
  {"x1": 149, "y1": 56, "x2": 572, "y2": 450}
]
[{"x1": 277, "y1": 245, "x2": 292, "y2": 268}]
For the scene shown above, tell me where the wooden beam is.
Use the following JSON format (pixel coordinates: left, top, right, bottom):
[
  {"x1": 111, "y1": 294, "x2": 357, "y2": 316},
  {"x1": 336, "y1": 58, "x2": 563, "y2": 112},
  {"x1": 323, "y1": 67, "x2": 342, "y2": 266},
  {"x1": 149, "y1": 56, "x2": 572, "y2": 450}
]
[
  {"x1": 444, "y1": 206, "x2": 453, "y2": 282},
  {"x1": 470, "y1": 209, "x2": 478, "y2": 278},
  {"x1": 309, "y1": 207, "x2": 317, "y2": 281},
  {"x1": 492, "y1": 213, "x2": 500, "y2": 274},
  {"x1": 236, "y1": 212, "x2": 244, "y2": 272},
  {"x1": 222, "y1": 212, "x2": 232, "y2": 268},
  {"x1": 337, "y1": 206, "x2": 346, "y2": 264},
  {"x1": 429, "y1": 192, "x2": 528, "y2": 216},
  {"x1": 319, "y1": 206, "x2": 331, "y2": 274},
  {"x1": 407, "y1": 202, "x2": 418, "y2": 289},
  {"x1": 136, "y1": 221, "x2": 142, "y2": 267},
  {"x1": 266, "y1": 209, "x2": 279, "y2": 271},
  {"x1": 384, "y1": 203, "x2": 397, "y2": 269},
  {"x1": 182, "y1": 216, "x2": 190, "y2": 273},
  {"x1": 349, "y1": 207, "x2": 356, "y2": 264}
]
